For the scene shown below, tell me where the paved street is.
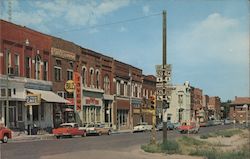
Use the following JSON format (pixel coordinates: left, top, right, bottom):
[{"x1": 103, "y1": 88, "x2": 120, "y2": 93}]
[{"x1": 0, "y1": 124, "x2": 236, "y2": 159}]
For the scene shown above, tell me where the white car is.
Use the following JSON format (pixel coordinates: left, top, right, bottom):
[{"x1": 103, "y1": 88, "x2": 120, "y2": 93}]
[{"x1": 133, "y1": 122, "x2": 152, "y2": 133}]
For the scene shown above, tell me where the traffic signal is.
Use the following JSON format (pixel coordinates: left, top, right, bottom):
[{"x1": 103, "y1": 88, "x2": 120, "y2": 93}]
[{"x1": 150, "y1": 95, "x2": 156, "y2": 110}]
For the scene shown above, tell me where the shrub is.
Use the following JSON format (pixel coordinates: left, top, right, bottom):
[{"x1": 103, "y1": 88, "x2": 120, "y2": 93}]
[
  {"x1": 179, "y1": 136, "x2": 205, "y2": 146},
  {"x1": 141, "y1": 144, "x2": 161, "y2": 153},
  {"x1": 161, "y1": 140, "x2": 179, "y2": 154}
]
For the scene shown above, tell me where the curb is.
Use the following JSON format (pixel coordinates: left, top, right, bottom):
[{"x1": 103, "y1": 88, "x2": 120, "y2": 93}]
[{"x1": 10, "y1": 135, "x2": 55, "y2": 143}]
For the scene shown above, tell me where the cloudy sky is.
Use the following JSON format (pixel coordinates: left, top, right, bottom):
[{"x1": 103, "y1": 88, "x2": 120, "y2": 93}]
[{"x1": 1, "y1": 0, "x2": 249, "y2": 101}]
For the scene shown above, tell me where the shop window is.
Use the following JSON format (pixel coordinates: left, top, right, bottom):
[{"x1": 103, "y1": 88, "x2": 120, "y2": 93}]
[
  {"x1": 18, "y1": 102, "x2": 22, "y2": 121},
  {"x1": 33, "y1": 106, "x2": 39, "y2": 121},
  {"x1": 41, "y1": 103, "x2": 45, "y2": 121}
]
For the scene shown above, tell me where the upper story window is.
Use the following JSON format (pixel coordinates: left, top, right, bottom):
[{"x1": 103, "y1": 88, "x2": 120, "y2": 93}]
[
  {"x1": 96, "y1": 70, "x2": 100, "y2": 89},
  {"x1": 124, "y1": 82, "x2": 128, "y2": 96},
  {"x1": 67, "y1": 69, "x2": 73, "y2": 80},
  {"x1": 116, "y1": 80, "x2": 120, "y2": 95},
  {"x1": 25, "y1": 56, "x2": 31, "y2": 78},
  {"x1": 14, "y1": 54, "x2": 19, "y2": 76},
  {"x1": 35, "y1": 55, "x2": 41, "y2": 80},
  {"x1": 43, "y1": 61, "x2": 48, "y2": 81},
  {"x1": 104, "y1": 75, "x2": 110, "y2": 94},
  {"x1": 82, "y1": 67, "x2": 87, "y2": 87},
  {"x1": 54, "y1": 66, "x2": 61, "y2": 81},
  {"x1": 90, "y1": 68, "x2": 94, "y2": 88}
]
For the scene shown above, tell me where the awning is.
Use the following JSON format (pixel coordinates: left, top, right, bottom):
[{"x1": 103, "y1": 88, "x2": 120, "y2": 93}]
[{"x1": 27, "y1": 89, "x2": 69, "y2": 103}]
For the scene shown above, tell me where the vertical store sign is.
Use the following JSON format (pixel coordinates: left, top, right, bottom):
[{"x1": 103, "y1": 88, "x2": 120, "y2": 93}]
[{"x1": 74, "y1": 72, "x2": 81, "y2": 111}]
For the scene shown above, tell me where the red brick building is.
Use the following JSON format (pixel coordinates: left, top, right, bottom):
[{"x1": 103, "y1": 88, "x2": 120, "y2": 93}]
[
  {"x1": 190, "y1": 87, "x2": 203, "y2": 121},
  {"x1": 0, "y1": 20, "x2": 67, "y2": 130},
  {"x1": 229, "y1": 97, "x2": 250, "y2": 123},
  {"x1": 208, "y1": 96, "x2": 221, "y2": 120}
]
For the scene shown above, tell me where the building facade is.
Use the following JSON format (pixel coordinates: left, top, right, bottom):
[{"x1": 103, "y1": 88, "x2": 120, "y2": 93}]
[
  {"x1": 0, "y1": 20, "x2": 67, "y2": 130},
  {"x1": 208, "y1": 96, "x2": 221, "y2": 120},
  {"x1": 229, "y1": 97, "x2": 250, "y2": 123},
  {"x1": 168, "y1": 82, "x2": 191, "y2": 123},
  {"x1": 190, "y1": 87, "x2": 203, "y2": 122}
]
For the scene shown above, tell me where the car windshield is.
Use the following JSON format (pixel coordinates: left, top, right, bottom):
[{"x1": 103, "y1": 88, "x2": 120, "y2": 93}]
[{"x1": 60, "y1": 125, "x2": 72, "y2": 128}]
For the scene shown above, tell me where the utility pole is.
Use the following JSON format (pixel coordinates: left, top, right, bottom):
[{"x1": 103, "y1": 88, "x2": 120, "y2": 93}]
[{"x1": 162, "y1": 10, "x2": 168, "y2": 143}]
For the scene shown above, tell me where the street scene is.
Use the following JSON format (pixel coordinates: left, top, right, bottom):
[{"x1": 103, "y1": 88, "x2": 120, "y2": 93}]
[{"x1": 0, "y1": 0, "x2": 249, "y2": 159}]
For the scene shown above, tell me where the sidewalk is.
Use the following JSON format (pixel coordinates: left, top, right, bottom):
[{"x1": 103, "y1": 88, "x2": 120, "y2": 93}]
[{"x1": 10, "y1": 131, "x2": 55, "y2": 143}]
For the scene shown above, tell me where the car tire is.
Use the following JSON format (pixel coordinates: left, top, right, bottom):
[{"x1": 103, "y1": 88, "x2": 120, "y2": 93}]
[
  {"x1": 56, "y1": 136, "x2": 61, "y2": 139},
  {"x1": 2, "y1": 135, "x2": 8, "y2": 143},
  {"x1": 108, "y1": 130, "x2": 111, "y2": 135},
  {"x1": 98, "y1": 132, "x2": 102, "y2": 136}
]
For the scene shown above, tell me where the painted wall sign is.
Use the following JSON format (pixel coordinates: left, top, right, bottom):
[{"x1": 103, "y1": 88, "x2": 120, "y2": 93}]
[
  {"x1": 51, "y1": 47, "x2": 76, "y2": 61},
  {"x1": 25, "y1": 94, "x2": 41, "y2": 106}
]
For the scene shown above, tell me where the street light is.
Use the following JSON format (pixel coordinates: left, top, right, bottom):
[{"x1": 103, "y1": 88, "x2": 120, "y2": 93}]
[
  {"x1": 5, "y1": 39, "x2": 29, "y2": 128},
  {"x1": 243, "y1": 104, "x2": 248, "y2": 128}
]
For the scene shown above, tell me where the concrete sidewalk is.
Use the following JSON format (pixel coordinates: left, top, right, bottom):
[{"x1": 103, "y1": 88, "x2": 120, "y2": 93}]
[{"x1": 10, "y1": 131, "x2": 55, "y2": 143}]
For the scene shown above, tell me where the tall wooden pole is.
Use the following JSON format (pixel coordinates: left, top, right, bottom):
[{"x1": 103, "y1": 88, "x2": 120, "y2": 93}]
[{"x1": 162, "y1": 10, "x2": 168, "y2": 143}]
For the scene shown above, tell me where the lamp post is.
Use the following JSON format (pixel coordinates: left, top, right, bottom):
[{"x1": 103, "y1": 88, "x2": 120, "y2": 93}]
[
  {"x1": 5, "y1": 39, "x2": 29, "y2": 128},
  {"x1": 243, "y1": 104, "x2": 248, "y2": 128}
]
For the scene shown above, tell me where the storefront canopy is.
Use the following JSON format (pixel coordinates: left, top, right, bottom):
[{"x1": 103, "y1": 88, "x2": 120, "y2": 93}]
[{"x1": 27, "y1": 89, "x2": 69, "y2": 103}]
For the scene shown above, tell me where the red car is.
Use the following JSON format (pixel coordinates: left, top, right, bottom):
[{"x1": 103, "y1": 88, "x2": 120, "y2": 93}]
[
  {"x1": 0, "y1": 124, "x2": 12, "y2": 143},
  {"x1": 52, "y1": 123, "x2": 86, "y2": 139},
  {"x1": 177, "y1": 122, "x2": 200, "y2": 134}
]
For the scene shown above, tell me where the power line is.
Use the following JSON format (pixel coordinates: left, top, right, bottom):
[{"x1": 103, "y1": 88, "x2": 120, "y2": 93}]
[{"x1": 54, "y1": 12, "x2": 161, "y2": 35}]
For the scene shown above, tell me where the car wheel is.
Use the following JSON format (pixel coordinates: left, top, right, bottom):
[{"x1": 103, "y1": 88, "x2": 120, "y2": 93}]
[
  {"x1": 108, "y1": 130, "x2": 111, "y2": 135},
  {"x1": 56, "y1": 136, "x2": 61, "y2": 139},
  {"x1": 2, "y1": 135, "x2": 8, "y2": 143},
  {"x1": 98, "y1": 132, "x2": 102, "y2": 136}
]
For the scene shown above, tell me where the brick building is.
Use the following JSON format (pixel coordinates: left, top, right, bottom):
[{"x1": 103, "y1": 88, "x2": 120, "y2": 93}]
[
  {"x1": 190, "y1": 87, "x2": 203, "y2": 121},
  {"x1": 0, "y1": 20, "x2": 67, "y2": 130},
  {"x1": 229, "y1": 97, "x2": 250, "y2": 123},
  {"x1": 132, "y1": 75, "x2": 156, "y2": 126},
  {"x1": 208, "y1": 96, "x2": 221, "y2": 120}
]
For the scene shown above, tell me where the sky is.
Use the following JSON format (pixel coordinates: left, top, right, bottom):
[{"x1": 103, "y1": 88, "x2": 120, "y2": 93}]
[{"x1": 0, "y1": 0, "x2": 249, "y2": 102}]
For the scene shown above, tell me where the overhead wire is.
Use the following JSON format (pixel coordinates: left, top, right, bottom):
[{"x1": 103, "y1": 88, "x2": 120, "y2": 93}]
[{"x1": 54, "y1": 12, "x2": 162, "y2": 35}]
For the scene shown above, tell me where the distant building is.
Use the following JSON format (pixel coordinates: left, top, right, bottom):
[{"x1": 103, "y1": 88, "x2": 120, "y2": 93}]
[
  {"x1": 168, "y1": 82, "x2": 191, "y2": 123},
  {"x1": 229, "y1": 97, "x2": 250, "y2": 123},
  {"x1": 190, "y1": 87, "x2": 203, "y2": 122},
  {"x1": 208, "y1": 96, "x2": 221, "y2": 120}
]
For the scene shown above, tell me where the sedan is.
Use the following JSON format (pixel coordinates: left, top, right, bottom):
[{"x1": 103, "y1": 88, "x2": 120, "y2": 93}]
[
  {"x1": 133, "y1": 122, "x2": 152, "y2": 133},
  {"x1": 52, "y1": 123, "x2": 86, "y2": 139}
]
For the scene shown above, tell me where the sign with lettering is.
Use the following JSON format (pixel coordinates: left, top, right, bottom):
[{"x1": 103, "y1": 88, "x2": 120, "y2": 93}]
[
  {"x1": 51, "y1": 47, "x2": 76, "y2": 61},
  {"x1": 25, "y1": 94, "x2": 41, "y2": 106},
  {"x1": 74, "y1": 72, "x2": 81, "y2": 111},
  {"x1": 65, "y1": 80, "x2": 75, "y2": 93}
]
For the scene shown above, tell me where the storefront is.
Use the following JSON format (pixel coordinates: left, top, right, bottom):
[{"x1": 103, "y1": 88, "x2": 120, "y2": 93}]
[
  {"x1": 82, "y1": 90, "x2": 103, "y2": 124},
  {"x1": 116, "y1": 98, "x2": 130, "y2": 130}
]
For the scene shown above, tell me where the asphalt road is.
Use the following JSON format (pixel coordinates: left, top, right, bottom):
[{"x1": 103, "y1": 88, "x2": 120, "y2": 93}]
[{"x1": 0, "y1": 124, "x2": 237, "y2": 159}]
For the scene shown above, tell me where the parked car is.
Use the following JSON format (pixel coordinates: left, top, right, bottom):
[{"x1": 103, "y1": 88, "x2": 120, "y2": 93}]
[
  {"x1": 133, "y1": 122, "x2": 152, "y2": 132},
  {"x1": 156, "y1": 122, "x2": 175, "y2": 131},
  {"x1": 52, "y1": 123, "x2": 86, "y2": 139},
  {"x1": 223, "y1": 119, "x2": 233, "y2": 125},
  {"x1": 84, "y1": 123, "x2": 112, "y2": 136},
  {"x1": 173, "y1": 122, "x2": 181, "y2": 129},
  {"x1": 0, "y1": 124, "x2": 12, "y2": 143},
  {"x1": 177, "y1": 122, "x2": 200, "y2": 134}
]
